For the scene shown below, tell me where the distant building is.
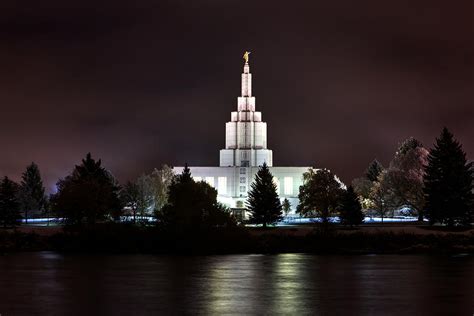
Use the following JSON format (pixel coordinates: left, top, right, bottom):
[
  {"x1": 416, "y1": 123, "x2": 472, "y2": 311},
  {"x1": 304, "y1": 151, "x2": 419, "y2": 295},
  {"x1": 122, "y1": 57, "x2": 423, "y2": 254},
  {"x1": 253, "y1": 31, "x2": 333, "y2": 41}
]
[{"x1": 174, "y1": 57, "x2": 313, "y2": 218}]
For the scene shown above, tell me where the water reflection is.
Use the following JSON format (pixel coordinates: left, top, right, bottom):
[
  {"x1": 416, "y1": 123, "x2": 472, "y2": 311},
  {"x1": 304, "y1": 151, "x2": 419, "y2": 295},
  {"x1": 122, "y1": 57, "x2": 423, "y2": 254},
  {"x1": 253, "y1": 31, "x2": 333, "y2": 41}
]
[
  {"x1": 203, "y1": 254, "x2": 310, "y2": 314},
  {"x1": 0, "y1": 253, "x2": 472, "y2": 315},
  {"x1": 205, "y1": 255, "x2": 263, "y2": 314}
]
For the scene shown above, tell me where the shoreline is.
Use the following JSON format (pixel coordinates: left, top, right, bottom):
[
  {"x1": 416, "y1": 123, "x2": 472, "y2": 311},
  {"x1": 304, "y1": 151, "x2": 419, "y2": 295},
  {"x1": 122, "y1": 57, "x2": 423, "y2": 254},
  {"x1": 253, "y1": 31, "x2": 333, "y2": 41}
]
[{"x1": 1, "y1": 224, "x2": 473, "y2": 255}]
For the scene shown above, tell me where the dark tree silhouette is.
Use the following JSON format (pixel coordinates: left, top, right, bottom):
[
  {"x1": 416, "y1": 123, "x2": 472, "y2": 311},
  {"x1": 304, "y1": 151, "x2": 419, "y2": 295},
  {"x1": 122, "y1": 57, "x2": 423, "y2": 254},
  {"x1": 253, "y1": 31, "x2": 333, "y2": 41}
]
[
  {"x1": 0, "y1": 177, "x2": 21, "y2": 227},
  {"x1": 120, "y1": 181, "x2": 140, "y2": 223},
  {"x1": 282, "y1": 198, "x2": 291, "y2": 217},
  {"x1": 338, "y1": 186, "x2": 364, "y2": 227},
  {"x1": 51, "y1": 153, "x2": 122, "y2": 226},
  {"x1": 19, "y1": 162, "x2": 47, "y2": 224},
  {"x1": 158, "y1": 164, "x2": 234, "y2": 231},
  {"x1": 424, "y1": 128, "x2": 473, "y2": 227},
  {"x1": 246, "y1": 163, "x2": 282, "y2": 227},
  {"x1": 366, "y1": 159, "x2": 384, "y2": 182},
  {"x1": 297, "y1": 168, "x2": 344, "y2": 223}
]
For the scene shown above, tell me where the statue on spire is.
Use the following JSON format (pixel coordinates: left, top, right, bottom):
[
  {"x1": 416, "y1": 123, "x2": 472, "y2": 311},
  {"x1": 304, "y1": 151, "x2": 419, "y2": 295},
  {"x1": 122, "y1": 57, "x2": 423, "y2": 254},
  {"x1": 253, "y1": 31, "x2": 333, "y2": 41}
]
[{"x1": 243, "y1": 51, "x2": 251, "y2": 64}]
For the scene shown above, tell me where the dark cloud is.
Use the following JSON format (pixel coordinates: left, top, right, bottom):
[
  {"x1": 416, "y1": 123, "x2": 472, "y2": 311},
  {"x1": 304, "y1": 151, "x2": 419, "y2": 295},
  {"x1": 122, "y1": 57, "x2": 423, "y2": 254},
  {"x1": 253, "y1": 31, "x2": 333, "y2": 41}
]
[{"x1": 0, "y1": 0, "x2": 473, "y2": 191}]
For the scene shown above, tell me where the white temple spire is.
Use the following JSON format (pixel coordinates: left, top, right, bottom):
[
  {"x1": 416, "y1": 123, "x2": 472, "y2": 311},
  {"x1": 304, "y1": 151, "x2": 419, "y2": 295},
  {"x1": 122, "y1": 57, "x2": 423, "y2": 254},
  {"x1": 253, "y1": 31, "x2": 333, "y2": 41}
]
[
  {"x1": 219, "y1": 52, "x2": 273, "y2": 167},
  {"x1": 241, "y1": 53, "x2": 252, "y2": 97}
]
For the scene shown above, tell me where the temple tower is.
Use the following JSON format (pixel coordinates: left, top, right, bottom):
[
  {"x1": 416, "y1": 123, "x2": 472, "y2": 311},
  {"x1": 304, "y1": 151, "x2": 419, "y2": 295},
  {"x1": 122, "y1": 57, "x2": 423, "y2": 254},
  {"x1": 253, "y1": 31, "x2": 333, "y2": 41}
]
[{"x1": 219, "y1": 57, "x2": 273, "y2": 167}]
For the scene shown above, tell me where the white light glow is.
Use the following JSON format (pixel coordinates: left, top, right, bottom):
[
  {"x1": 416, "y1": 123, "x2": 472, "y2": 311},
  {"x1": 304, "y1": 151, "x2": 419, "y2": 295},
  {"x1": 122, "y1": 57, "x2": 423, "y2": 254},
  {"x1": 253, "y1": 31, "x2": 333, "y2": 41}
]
[
  {"x1": 206, "y1": 177, "x2": 215, "y2": 187},
  {"x1": 218, "y1": 177, "x2": 227, "y2": 194},
  {"x1": 284, "y1": 177, "x2": 293, "y2": 195}
]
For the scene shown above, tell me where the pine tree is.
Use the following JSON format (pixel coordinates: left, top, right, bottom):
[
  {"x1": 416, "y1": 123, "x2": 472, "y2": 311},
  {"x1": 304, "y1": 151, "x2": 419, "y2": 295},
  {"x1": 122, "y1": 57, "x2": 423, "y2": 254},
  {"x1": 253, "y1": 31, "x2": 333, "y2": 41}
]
[
  {"x1": 178, "y1": 163, "x2": 193, "y2": 183},
  {"x1": 158, "y1": 164, "x2": 234, "y2": 231},
  {"x1": 282, "y1": 198, "x2": 291, "y2": 217},
  {"x1": 424, "y1": 128, "x2": 473, "y2": 227},
  {"x1": 0, "y1": 177, "x2": 21, "y2": 227},
  {"x1": 339, "y1": 186, "x2": 364, "y2": 227},
  {"x1": 246, "y1": 163, "x2": 282, "y2": 227},
  {"x1": 366, "y1": 159, "x2": 383, "y2": 182},
  {"x1": 51, "y1": 153, "x2": 121, "y2": 225},
  {"x1": 19, "y1": 162, "x2": 47, "y2": 224}
]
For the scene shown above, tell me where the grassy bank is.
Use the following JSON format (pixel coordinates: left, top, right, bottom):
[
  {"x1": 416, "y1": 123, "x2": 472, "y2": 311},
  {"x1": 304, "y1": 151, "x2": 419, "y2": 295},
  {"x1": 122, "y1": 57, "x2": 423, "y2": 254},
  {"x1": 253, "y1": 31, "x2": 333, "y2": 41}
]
[{"x1": 1, "y1": 223, "x2": 473, "y2": 255}]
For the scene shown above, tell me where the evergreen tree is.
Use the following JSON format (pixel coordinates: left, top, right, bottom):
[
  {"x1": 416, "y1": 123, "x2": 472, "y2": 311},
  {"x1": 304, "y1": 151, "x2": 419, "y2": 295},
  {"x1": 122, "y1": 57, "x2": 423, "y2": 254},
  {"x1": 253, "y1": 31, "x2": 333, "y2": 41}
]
[
  {"x1": 282, "y1": 198, "x2": 291, "y2": 217},
  {"x1": 19, "y1": 162, "x2": 47, "y2": 224},
  {"x1": 246, "y1": 163, "x2": 282, "y2": 227},
  {"x1": 159, "y1": 164, "x2": 234, "y2": 231},
  {"x1": 51, "y1": 153, "x2": 122, "y2": 226},
  {"x1": 178, "y1": 163, "x2": 192, "y2": 183},
  {"x1": 338, "y1": 186, "x2": 364, "y2": 227},
  {"x1": 0, "y1": 177, "x2": 21, "y2": 227},
  {"x1": 297, "y1": 168, "x2": 344, "y2": 223},
  {"x1": 366, "y1": 159, "x2": 384, "y2": 182},
  {"x1": 424, "y1": 128, "x2": 473, "y2": 227}
]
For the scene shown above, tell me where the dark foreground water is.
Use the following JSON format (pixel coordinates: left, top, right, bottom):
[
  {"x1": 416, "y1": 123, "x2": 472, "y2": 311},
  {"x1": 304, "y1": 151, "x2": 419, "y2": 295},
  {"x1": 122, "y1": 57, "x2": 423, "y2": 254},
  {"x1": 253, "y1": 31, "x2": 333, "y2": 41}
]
[{"x1": 0, "y1": 253, "x2": 472, "y2": 315}]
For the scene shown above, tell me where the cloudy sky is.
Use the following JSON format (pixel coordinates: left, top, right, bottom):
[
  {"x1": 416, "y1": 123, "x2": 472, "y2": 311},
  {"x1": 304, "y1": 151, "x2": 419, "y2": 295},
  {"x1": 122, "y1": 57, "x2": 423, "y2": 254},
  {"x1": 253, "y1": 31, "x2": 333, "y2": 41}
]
[{"x1": 0, "y1": 0, "x2": 472, "y2": 191}]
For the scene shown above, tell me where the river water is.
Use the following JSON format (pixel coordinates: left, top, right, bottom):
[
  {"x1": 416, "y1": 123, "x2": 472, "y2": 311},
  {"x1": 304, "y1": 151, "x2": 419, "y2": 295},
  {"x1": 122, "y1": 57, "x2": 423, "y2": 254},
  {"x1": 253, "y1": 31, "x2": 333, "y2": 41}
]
[{"x1": 0, "y1": 252, "x2": 472, "y2": 315}]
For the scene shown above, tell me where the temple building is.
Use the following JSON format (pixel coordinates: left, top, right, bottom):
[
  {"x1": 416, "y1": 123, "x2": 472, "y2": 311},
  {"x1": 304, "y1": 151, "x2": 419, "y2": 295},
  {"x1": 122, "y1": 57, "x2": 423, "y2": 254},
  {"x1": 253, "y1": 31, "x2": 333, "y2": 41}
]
[{"x1": 174, "y1": 54, "x2": 312, "y2": 217}]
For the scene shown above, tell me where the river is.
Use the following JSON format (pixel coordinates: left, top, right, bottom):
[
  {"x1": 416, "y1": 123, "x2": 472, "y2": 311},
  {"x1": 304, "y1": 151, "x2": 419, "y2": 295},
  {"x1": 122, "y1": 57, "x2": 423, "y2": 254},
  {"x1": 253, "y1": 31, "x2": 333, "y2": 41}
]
[{"x1": 0, "y1": 253, "x2": 472, "y2": 315}]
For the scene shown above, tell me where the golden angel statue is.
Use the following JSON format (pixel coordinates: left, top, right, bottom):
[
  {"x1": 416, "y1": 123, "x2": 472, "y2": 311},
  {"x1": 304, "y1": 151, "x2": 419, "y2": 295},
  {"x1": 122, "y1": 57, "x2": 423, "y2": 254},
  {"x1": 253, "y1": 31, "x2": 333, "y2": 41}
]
[{"x1": 243, "y1": 51, "x2": 250, "y2": 63}]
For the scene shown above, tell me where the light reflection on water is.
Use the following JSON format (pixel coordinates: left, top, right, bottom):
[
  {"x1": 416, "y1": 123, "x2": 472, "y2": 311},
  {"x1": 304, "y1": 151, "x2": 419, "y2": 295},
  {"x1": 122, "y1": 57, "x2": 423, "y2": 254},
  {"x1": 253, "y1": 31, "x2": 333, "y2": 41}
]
[
  {"x1": 0, "y1": 252, "x2": 472, "y2": 315},
  {"x1": 203, "y1": 254, "x2": 309, "y2": 314}
]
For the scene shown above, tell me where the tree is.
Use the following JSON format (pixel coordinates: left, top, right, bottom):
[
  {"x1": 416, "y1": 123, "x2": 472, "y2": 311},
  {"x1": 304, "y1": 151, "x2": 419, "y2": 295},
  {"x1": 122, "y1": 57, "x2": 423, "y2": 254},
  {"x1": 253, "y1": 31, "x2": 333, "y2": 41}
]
[
  {"x1": 0, "y1": 177, "x2": 21, "y2": 227},
  {"x1": 120, "y1": 181, "x2": 139, "y2": 223},
  {"x1": 246, "y1": 163, "x2": 282, "y2": 227},
  {"x1": 19, "y1": 162, "x2": 47, "y2": 224},
  {"x1": 297, "y1": 168, "x2": 344, "y2": 223},
  {"x1": 352, "y1": 160, "x2": 385, "y2": 211},
  {"x1": 424, "y1": 128, "x2": 473, "y2": 227},
  {"x1": 397, "y1": 137, "x2": 424, "y2": 156},
  {"x1": 383, "y1": 138, "x2": 429, "y2": 220},
  {"x1": 352, "y1": 177, "x2": 373, "y2": 209},
  {"x1": 158, "y1": 164, "x2": 234, "y2": 231},
  {"x1": 282, "y1": 198, "x2": 291, "y2": 217},
  {"x1": 366, "y1": 159, "x2": 383, "y2": 182},
  {"x1": 369, "y1": 171, "x2": 393, "y2": 222},
  {"x1": 150, "y1": 165, "x2": 174, "y2": 214},
  {"x1": 338, "y1": 186, "x2": 364, "y2": 227},
  {"x1": 136, "y1": 174, "x2": 154, "y2": 220},
  {"x1": 51, "y1": 153, "x2": 121, "y2": 226}
]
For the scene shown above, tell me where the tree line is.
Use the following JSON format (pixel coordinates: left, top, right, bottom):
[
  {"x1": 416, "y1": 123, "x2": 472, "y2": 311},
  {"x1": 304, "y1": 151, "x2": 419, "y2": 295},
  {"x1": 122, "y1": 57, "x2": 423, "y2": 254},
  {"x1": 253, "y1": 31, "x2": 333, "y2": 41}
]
[
  {"x1": 0, "y1": 154, "x2": 235, "y2": 230},
  {"x1": 246, "y1": 127, "x2": 472, "y2": 228},
  {"x1": 0, "y1": 127, "x2": 472, "y2": 229},
  {"x1": 293, "y1": 127, "x2": 472, "y2": 227}
]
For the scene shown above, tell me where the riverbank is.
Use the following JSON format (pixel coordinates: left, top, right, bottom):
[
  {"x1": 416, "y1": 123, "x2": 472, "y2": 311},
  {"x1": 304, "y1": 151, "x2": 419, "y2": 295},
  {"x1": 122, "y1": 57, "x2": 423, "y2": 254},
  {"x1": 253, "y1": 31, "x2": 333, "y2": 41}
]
[{"x1": 1, "y1": 223, "x2": 473, "y2": 255}]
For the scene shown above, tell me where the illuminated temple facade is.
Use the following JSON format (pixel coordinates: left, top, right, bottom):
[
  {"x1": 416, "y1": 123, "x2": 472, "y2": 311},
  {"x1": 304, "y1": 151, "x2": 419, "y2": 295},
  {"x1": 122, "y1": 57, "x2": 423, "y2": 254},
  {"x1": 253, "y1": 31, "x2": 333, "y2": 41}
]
[{"x1": 174, "y1": 58, "x2": 312, "y2": 216}]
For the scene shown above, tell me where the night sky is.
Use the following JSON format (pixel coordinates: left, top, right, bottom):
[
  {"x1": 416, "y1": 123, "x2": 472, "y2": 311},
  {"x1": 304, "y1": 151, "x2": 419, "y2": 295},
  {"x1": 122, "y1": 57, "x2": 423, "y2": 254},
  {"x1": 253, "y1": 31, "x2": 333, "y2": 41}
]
[{"x1": 1, "y1": 0, "x2": 473, "y2": 192}]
